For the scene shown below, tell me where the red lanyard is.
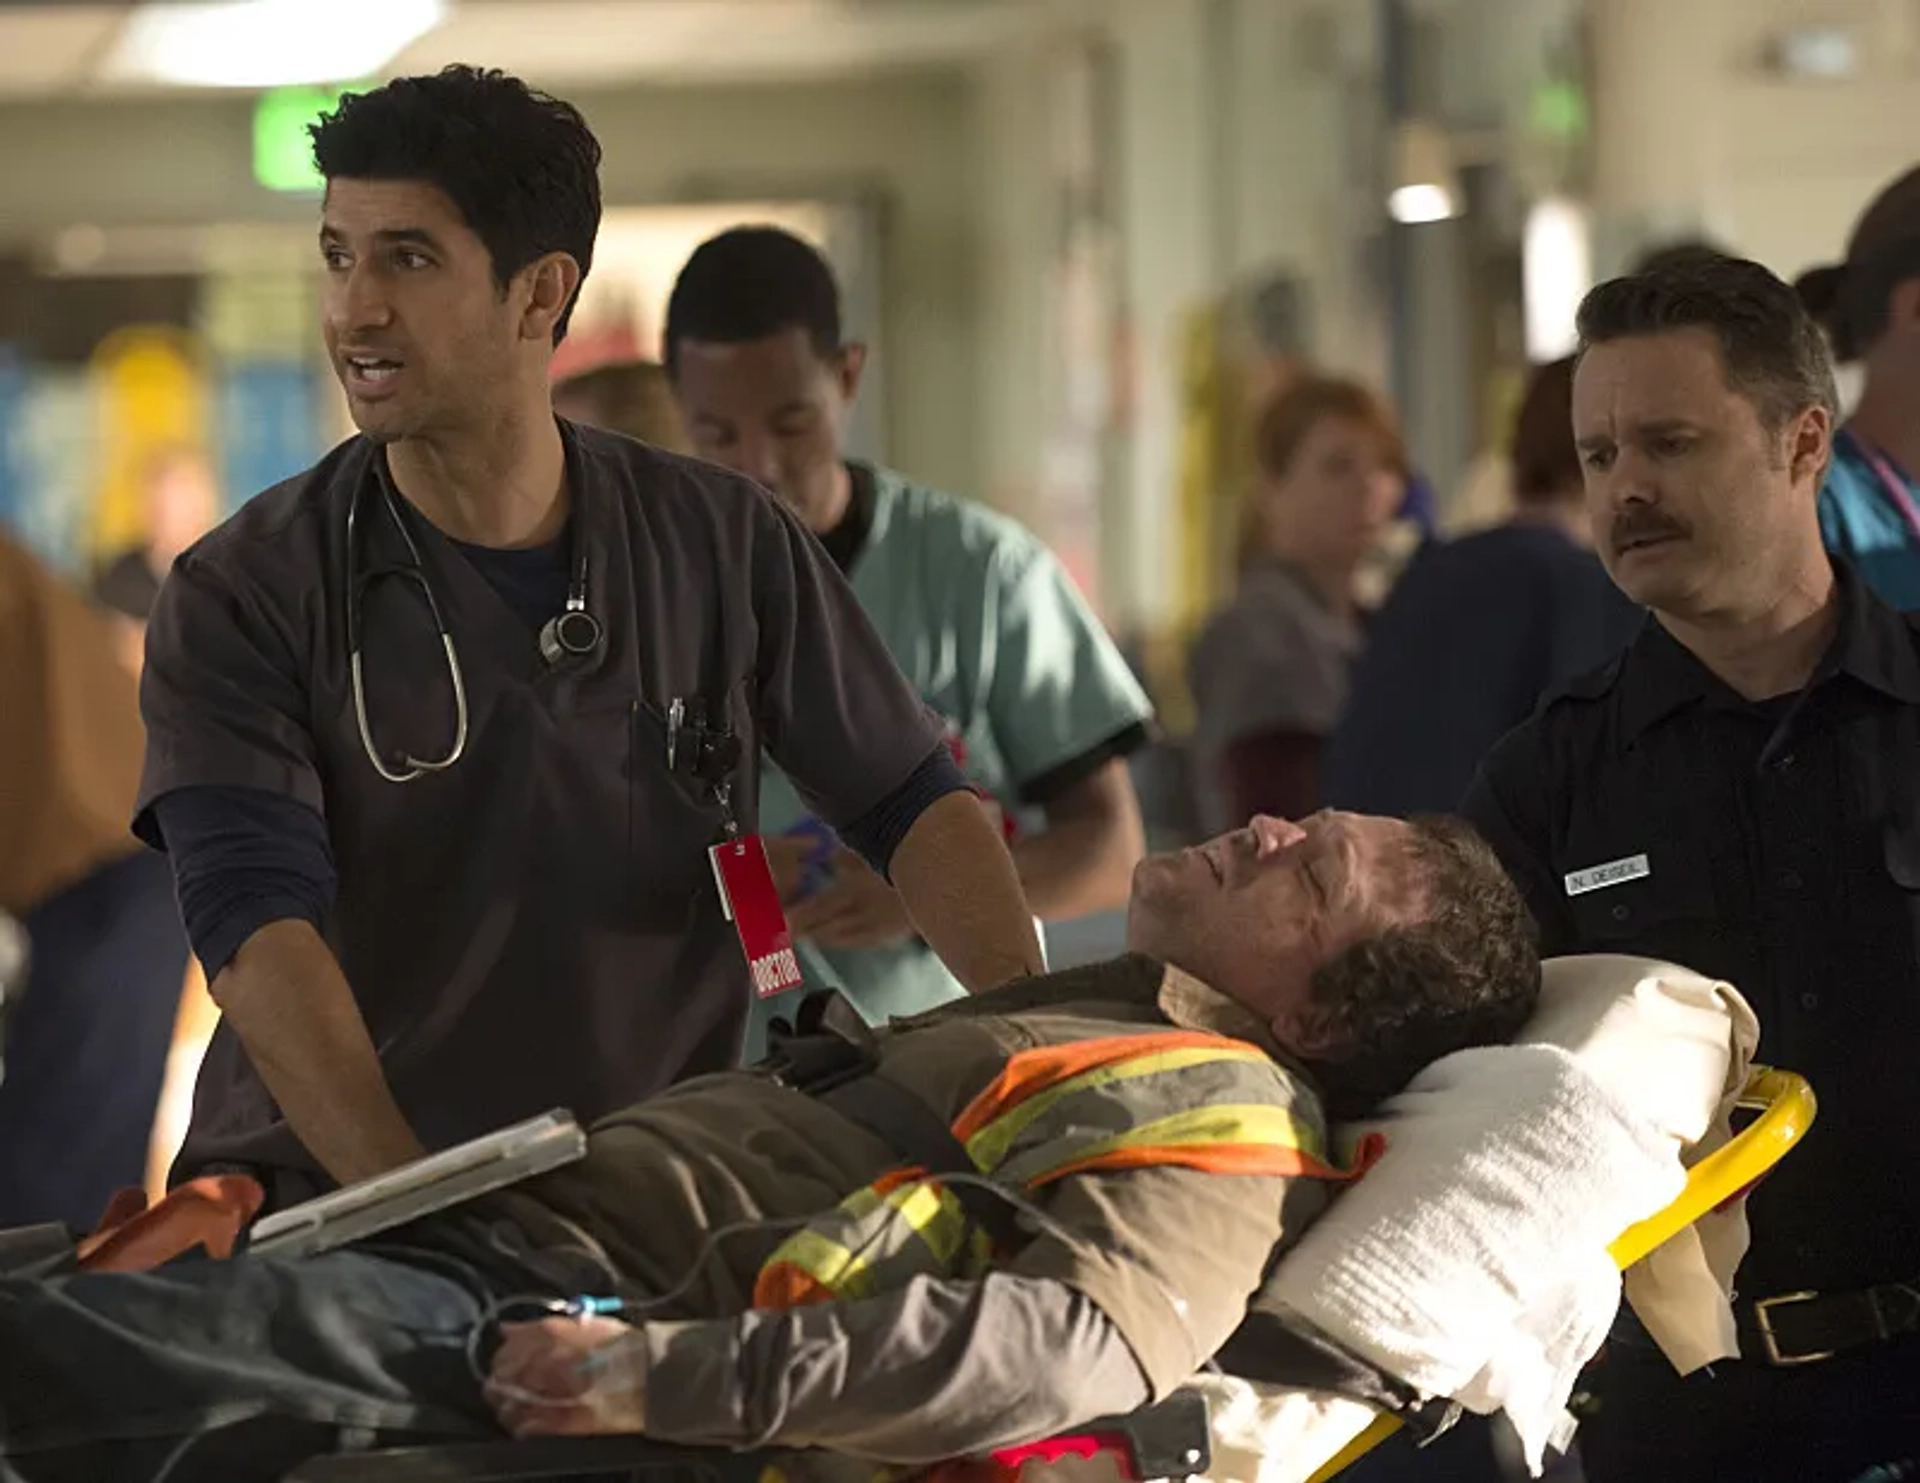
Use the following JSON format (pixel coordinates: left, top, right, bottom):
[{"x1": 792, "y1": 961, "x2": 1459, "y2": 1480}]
[{"x1": 1839, "y1": 426, "x2": 1920, "y2": 545}]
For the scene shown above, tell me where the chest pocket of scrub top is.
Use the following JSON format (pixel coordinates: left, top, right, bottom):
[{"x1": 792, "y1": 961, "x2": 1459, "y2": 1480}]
[
  {"x1": 623, "y1": 695, "x2": 739, "y2": 932},
  {"x1": 546, "y1": 695, "x2": 726, "y2": 935}
]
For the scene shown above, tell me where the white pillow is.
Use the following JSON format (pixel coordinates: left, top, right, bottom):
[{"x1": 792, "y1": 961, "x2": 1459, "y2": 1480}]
[
  {"x1": 1522, "y1": 955, "x2": 1758, "y2": 1151},
  {"x1": 1250, "y1": 953, "x2": 1758, "y2": 1472}
]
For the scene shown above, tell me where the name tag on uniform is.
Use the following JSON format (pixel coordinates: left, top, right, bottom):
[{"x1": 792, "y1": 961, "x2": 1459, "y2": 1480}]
[
  {"x1": 1564, "y1": 853, "x2": 1651, "y2": 897},
  {"x1": 710, "y1": 837, "x2": 805, "y2": 998}
]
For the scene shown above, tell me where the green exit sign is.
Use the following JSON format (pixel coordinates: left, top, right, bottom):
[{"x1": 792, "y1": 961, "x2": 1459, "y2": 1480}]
[{"x1": 253, "y1": 85, "x2": 360, "y2": 193}]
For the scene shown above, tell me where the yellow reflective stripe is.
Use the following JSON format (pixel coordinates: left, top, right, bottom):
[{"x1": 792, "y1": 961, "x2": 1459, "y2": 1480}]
[
  {"x1": 762, "y1": 1041, "x2": 1327, "y2": 1308},
  {"x1": 763, "y1": 1177, "x2": 978, "y2": 1303},
  {"x1": 963, "y1": 1045, "x2": 1274, "y2": 1171},
  {"x1": 766, "y1": 1228, "x2": 884, "y2": 1302},
  {"x1": 882, "y1": 1177, "x2": 972, "y2": 1269},
  {"x1": 1039, "y1": 1102, "x2": 1325, "y2": 1171}
]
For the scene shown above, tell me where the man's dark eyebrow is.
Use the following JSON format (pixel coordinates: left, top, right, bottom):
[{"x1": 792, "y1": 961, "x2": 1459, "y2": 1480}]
[
  {"x1": 690, "y1": 401, "x2": 815, "y2": 429},
  {"x1": 1305, "y1": 833, "x2": 1342, "y2": 907},
  {"x1": 318, "y1": 225, "x2": 447, "y2": 253},
  {"x1": 1630, "y1": 417, "x2": 1702, "y2": 439},
  {"x1": 1575, "y1": 418, "x2": 1701, "y2": 452},
  {"x1": 1334, "y1": 832, "x2": 1359, "y2": 900}
]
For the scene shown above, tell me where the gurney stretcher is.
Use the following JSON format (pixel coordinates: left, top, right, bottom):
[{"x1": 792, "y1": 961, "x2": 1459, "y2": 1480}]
[{"x1": 283, "y1": 1066, "x2": 1814, "y2": 1483}]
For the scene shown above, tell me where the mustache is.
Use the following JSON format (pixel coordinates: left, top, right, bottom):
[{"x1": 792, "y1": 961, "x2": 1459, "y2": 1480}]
[{"x1": 1610, "y1": 509, "x2": 1690, "y2": 549}]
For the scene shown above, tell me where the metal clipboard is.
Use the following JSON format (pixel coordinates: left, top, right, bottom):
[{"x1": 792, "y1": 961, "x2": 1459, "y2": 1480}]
[{"x1": 247, "y1": 1108, "x2": 588, "y2": 1260}]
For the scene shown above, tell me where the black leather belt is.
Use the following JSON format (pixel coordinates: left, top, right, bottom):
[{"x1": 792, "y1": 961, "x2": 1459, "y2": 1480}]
[{"x1": 1742, "y1": 1280, "x2": 1920, "y2": 1366}]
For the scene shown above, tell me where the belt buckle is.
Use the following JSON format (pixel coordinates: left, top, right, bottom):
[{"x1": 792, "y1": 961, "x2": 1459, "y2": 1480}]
[{"x1": 1753, "y1": 1290, "x2": 1834, "y2": 1366}]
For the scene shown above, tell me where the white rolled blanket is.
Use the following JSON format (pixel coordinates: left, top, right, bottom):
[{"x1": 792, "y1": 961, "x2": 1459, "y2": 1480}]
[{"x1": 1262, "y1": 1041, "x2": 1684, "y2": 1473}]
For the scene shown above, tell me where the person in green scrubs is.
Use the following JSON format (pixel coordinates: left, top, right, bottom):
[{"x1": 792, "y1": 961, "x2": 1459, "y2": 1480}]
[{"x1": 660, "y1": 227, "x2": 1153, "y2": 1055}]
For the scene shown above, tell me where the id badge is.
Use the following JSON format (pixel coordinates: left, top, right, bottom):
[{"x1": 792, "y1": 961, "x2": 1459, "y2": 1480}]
[{"x1": 710, "y1": 836, "x2": 804, "y2": 998}]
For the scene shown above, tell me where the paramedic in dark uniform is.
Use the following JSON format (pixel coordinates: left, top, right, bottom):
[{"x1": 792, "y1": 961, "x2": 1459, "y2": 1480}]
[
  {"x1": 133, "y1": 66, "x2": 1043, "y2": 1214},
  {"x1": 1463, "y1": 255, "x2": 1920, "y2": 1482}
]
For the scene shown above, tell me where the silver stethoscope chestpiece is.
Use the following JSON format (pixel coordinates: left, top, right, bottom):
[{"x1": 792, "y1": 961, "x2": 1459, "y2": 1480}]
[{"x1": 539, "y1": 605, "x2": 603, "y2": 668}]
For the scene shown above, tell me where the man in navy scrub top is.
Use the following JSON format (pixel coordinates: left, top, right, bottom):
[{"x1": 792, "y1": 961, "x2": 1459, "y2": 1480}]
[{"x1": 133, "y1": 66, "x2": 1043, "y2": 1212}]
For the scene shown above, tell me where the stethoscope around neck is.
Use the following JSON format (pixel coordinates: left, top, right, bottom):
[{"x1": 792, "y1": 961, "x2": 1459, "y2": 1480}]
[{"x1": 345, "y1": 459, "x2": 604, "y2": 784}]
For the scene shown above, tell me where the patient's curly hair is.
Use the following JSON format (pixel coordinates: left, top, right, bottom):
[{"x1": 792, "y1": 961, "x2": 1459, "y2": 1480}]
[{"x1": 1299, "y1": 816, "x2": 1539, "y2": 1120}]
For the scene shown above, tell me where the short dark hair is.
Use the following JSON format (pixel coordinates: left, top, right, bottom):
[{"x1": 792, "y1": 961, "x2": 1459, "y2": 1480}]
[
  {"x1": 1798, "y1": 245, "x2": 1920, "y2": 362},
  {"x1": 1509, "y1": 356, "x2": 1579, "y2": 505},
  {"x1": 1300, "y1": 817, "x2": 1540, "y2": 1120},
  {"x1": 663, "y1": 226, "x2": 842, "y2": 372},
  {"x1": 1795, "y1": 165, "x2": 1920, "y2": 361},
  {"x1": 310, "y1": 65, "x2": 602, "y2": 343},
  {"x1": 1575, "y1": 255, "x2": 1838, "y2": 432},
  {"x1": 1628, "y1": 237, "x2": 1732, "y2": 276}
]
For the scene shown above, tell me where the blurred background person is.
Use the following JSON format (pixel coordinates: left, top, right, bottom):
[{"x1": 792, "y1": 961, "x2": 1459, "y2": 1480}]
[
  {"x1": 81, "y1": 445, "x2": 223, "y2": 1199},
  {"x1": 1324, "y1": 357, "x2": 1643, "y2": 818},
  {"x1": 1797, "y1": 164, "x2": 1920, "y2": 610},
  {"x1": 551, "y1": 357, "x2": 689, "y2": 452},
  {"x1": 663, "y1": 225, "x2": 1151, "y2": 1056},
  {"x1": 0, "y1": 528, "x2": 188, "y2": 1231},
  {"x1": 1186, "y1": 376, "x2": 1405, "y2": 834},
  {"x1": 89, "y1": 445, "x2": 220, "y2": 675}
]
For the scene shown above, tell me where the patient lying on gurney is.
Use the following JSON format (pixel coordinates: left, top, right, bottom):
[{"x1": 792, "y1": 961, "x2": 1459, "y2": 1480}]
[{"x1": 0, "y1": 812, "x2": 1541, "y2": 1481}]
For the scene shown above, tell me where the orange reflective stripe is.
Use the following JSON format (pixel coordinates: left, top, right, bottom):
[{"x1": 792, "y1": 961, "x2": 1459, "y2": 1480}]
[
  {"x1": 951, "y1": 1031, "x2": 1261, "y2": 1142},
  {"x1": 753, "y1": 1260, "x2": 831, "y2": 1309},
  {"x1": 757, "y1": 1029, "x2": 1364, "y2": 1312},
  {"x1": 869, "y1": 1165, "x2": 929, "y2": 1197},
  {"x1": 1033, "y1": 1128, "x2": 1387, "y2": 1187}
]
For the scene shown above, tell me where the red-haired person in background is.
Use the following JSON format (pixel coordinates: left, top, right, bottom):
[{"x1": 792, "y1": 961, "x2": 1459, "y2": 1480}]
[
  {"x1": 1187, "y1": 378, "x2": 1406, "y2": 834},
  {"x1": 1323, "y1": 358, "x2": 1645, "y2": 821}
]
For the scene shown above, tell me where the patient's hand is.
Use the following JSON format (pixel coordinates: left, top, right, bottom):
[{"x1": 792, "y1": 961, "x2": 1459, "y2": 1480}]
[
  {"x1": 786, "y1": 849, "x2": 916, "y2": 949},
  {"x1": 484, "y1": 1315, "x2": 647, "y2": 1437}
]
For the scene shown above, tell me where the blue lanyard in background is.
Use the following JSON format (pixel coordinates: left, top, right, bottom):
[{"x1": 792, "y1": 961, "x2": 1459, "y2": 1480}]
[{"x1": 1839, "y1": 425, "x2": 1920, "y2": 545}]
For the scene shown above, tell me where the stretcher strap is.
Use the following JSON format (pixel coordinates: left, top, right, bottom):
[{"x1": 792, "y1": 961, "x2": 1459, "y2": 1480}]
[
  {"x1": 74, "y1": 1175, "x2": 265, "y2": 1272},
  {"x1": 820, "y1": 1072, "x2": 1028, "y2": 1251}
]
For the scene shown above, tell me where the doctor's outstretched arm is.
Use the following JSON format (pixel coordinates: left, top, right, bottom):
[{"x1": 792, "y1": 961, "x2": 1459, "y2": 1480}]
[
  {"x1": 889, "y1": 789, "x2": 1045, "y2": 992},
  {"x1": 136, "y1": 552, "x2": 430, "y2": 1189},
  {"x1": 748, "y1": 487, "x2": 1044, "y2": 992},
  {"x1": 212, "y1": 919, "x2": 429, "y2": 1184},
  {"x1": 148, "y1": 785, "x2": 429, "y2": 1188}
]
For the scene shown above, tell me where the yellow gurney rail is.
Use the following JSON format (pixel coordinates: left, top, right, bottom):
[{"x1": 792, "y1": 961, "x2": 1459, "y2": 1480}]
[{"x1": 1306, "y1": 1065, "x2": 1819, "y2": 1482}]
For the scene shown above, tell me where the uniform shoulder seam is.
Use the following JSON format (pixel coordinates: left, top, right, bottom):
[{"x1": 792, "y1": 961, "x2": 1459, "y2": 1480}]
[{"x1": 178, "y1": 448, "x2": 356, "y2": 587}]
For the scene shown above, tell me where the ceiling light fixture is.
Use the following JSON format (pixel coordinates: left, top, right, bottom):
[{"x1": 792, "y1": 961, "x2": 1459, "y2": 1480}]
[
  {"x1": 101, "y1": 0, "x2": 446, "y2": 90},
  {"x1": 1387, "y1": 119, "x2": 1462, "y2": 225},
  {"x1": 1522, "y1": 195, "x2": 1592, "y2": 361}
]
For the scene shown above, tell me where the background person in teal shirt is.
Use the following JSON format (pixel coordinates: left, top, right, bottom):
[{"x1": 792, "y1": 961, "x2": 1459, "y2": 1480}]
[
  {"x1": 662, "y1": 227, "x2": 1153, "y2": 1057},
  {"x1": 1797, "y1": 164, "x2": 1920, "y2": 610}
]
